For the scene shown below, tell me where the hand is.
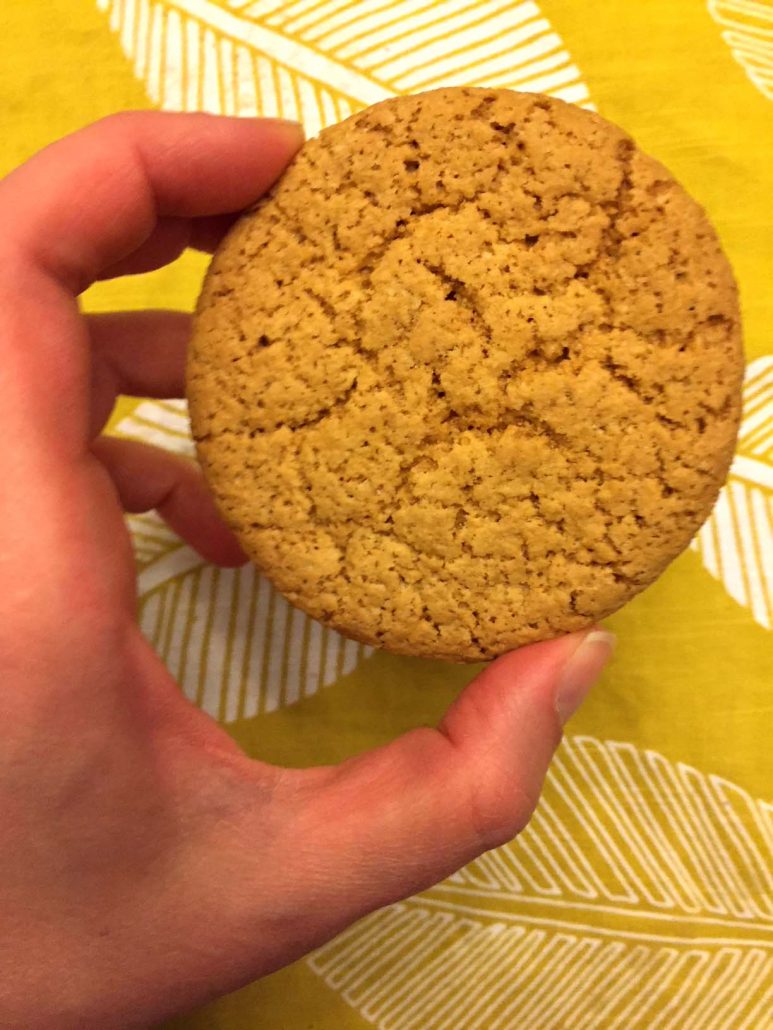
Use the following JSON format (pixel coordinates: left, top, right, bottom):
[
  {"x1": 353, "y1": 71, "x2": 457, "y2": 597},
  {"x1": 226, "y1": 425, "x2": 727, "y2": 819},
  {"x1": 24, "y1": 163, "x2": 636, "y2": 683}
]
[{"x1": 0, "y1": 112, "x2": 614, "y2": 1029}]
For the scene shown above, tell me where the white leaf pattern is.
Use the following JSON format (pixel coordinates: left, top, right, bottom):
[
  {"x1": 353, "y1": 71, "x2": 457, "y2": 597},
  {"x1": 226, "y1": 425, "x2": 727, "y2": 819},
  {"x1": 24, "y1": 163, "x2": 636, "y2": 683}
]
[
  {"x1": 691, "y1": 356, "x2": 773, "y2": 628},
  {"x1": 127, "y1": 511, "x2": 182, "y2": 567},
  {"x1": 96, "y1": 0, "x2": 592, "y2": 137},
  {"x1": 309, "y1": 735, "x2": 773, "y2": 1030},
  {"x1": 114, "y1": 399, "x2": 372, "y2": 719},
  {"x1": 708, "y1": 0, "x2": 773, "y2": 102},
  {"x1": 138, "y1": 544, "x2": 371, "y2": 718}
]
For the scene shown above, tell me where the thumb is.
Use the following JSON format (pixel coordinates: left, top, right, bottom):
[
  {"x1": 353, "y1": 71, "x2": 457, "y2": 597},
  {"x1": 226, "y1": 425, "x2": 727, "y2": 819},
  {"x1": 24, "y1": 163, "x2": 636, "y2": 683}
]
[{"x1": 294, "y1": 629, "x2": 614, "y2": 924}]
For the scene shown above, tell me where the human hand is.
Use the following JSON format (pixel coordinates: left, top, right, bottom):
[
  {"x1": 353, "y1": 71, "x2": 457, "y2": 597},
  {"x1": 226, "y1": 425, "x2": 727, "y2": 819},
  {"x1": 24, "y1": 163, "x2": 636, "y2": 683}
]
[{"x1": 0, "y1": 112, "x2": 614, "y2": 1028}]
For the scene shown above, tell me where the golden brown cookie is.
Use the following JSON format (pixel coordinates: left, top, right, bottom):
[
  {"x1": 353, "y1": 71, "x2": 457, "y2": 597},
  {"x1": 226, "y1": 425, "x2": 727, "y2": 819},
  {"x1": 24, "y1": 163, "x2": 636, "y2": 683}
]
[{"x1": 187, "y1": 88, "x2": 743, "y2": 662}]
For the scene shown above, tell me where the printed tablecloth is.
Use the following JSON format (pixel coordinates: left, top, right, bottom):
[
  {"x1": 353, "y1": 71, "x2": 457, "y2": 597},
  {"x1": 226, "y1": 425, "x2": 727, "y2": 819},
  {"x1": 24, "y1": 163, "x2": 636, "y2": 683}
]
[{"x1": 1, "y1": 1, "x2": 771, "y2": 1027}]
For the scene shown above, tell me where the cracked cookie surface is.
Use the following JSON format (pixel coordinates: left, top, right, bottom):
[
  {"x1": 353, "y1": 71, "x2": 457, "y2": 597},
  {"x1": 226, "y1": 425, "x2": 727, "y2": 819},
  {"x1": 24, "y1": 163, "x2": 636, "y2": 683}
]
[{"x1": 187, "y1": 88, "x2": 743, "y2": 662}]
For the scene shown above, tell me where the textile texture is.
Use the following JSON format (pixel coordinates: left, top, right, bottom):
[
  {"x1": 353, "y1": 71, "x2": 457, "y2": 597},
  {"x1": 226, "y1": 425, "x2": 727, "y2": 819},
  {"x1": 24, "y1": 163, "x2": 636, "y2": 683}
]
[{"x1": 1, "y1": 1, "x2": 771, "y2": 1027}]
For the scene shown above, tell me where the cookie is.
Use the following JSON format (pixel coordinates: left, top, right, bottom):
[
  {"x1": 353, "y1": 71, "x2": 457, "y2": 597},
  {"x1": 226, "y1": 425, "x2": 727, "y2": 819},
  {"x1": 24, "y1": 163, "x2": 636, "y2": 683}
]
[{"x1": 187, "y1": 88, "x2": 743, "y2": 662}]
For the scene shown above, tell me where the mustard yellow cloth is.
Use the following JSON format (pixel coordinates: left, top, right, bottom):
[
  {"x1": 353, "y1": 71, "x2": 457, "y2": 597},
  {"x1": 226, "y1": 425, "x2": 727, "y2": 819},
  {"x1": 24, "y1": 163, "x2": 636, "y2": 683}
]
[{"x1": 2, "y1": 1, "x2": 771, "y2": 1027}]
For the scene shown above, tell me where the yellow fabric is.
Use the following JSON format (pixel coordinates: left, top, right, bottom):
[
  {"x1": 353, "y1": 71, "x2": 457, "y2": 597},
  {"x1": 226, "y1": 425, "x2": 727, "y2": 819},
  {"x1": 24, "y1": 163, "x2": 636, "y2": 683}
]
[{"x1": 2, "y1": 1, "x2": 771, "y2": 1026}]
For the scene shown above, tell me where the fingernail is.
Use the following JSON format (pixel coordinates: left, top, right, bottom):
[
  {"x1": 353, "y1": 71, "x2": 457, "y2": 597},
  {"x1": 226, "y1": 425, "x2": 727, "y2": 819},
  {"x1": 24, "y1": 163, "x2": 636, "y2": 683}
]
[{"x1": 555, "y1": 630, "x2": 616, "y2": 726}]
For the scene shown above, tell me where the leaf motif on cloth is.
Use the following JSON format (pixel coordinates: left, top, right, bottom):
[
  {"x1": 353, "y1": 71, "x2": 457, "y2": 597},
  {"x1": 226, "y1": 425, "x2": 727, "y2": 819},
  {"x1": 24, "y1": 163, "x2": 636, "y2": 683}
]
[
  {"x1": 96, "y1": 0, "x2": 592, "y2": 135},
  {"x1": 692, "y1": 356, "x2": 773, "y2": 629},
  {"x1": 114, "y1": 399, "x2": 372, "y2": 720},
  {"x1": 309, "y1": 735, "x2": 773, "y2": 1030},
  {"x1": 127, "y1": 511, "x2": 182, "y2": 568},
  {"x1": 708, "y1": 0, "x2": 773, "y2": 102}
]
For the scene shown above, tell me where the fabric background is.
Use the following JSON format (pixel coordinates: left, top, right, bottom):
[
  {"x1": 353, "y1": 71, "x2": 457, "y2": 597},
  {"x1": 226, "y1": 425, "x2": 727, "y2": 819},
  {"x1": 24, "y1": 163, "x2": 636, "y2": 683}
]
[{"x1": 1, "y1": 1, "x2": 771, "y2": 1027}]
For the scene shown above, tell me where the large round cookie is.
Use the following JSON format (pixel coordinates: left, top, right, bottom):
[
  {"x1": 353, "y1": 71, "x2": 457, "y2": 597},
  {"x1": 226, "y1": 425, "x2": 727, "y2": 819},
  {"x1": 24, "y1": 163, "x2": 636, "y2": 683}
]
[{"x1": 187, "y1": 88, "x2": 743, "y2": 662}]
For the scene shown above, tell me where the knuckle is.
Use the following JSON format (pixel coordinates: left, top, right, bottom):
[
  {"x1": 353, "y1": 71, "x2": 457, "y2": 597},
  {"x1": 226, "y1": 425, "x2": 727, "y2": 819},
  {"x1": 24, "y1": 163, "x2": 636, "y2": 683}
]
[{"x1": 466, "y1": 775, "x2": 538, "y2": 854}]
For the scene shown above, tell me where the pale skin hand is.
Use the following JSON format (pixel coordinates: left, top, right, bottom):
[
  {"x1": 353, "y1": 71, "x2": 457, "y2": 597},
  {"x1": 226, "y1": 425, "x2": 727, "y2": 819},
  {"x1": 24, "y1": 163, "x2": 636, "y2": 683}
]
[{"x1": 0, "y1": 113, "x2": 614, "y2": 1029}]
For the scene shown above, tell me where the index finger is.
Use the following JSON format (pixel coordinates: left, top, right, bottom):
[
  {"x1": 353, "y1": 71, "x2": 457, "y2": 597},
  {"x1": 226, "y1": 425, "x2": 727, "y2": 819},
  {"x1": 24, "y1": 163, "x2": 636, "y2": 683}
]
[
  {"x1": 0, "y1": 111, "x2": 304, "y2": 293},
  {"x1": 0, "y1": 112, "x2": 303, "y2": 473}
]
